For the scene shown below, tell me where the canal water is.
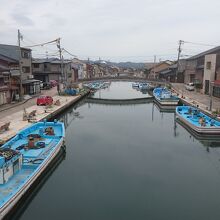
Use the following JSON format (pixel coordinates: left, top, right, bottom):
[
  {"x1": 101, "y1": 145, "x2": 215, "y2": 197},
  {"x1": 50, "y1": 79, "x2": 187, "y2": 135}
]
[
  {"x1": 92, "y1": 81, "x2": 151, "y2": 99},
  {"x1": 18, "y1": 82, "x2": 220, "y2": 220}
]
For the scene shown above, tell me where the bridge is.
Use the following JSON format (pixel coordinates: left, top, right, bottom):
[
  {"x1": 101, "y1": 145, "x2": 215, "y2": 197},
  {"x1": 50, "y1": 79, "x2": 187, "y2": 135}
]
[{"x1": 78, "y1": 76, "x2": 170, "y2": 86}]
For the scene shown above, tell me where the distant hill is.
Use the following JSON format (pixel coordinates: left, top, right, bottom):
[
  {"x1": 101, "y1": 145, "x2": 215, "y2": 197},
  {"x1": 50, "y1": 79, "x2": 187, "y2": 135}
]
[{"x1": 106, "y1": 61, "x2": 145, "y2": 69}]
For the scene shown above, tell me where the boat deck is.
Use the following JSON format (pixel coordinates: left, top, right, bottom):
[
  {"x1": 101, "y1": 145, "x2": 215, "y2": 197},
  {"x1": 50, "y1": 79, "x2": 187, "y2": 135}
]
[
  {"x1": 0, "y1": 121, "x2": 64, "y2": 214},
  {"x1": 0, "y1": 167, "x2": 34, "y2": 208},
  {"x1": 177, "y1": 107, "x2": 220, "y2": 128}
]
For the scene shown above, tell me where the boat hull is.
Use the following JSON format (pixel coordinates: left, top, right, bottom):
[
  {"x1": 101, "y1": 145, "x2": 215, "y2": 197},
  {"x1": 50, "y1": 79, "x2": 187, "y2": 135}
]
[{"x1": 154, "y1": 96, "x2": 179, "y2": 106}]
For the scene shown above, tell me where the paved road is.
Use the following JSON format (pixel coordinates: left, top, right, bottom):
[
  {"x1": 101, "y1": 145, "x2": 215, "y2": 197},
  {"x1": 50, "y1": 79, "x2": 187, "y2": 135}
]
[
  {"x1": 172, "y1": 83, "x2": 220, "y2": 111},
  {"x1": 0, "y1": 87, "x2": 57, "y2": 119}
]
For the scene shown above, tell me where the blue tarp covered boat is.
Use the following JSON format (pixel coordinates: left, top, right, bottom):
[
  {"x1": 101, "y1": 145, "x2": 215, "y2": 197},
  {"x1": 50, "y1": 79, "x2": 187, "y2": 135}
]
[
  {"x1": 0, "y1": 120, "x2": 65, "y2": 218},
  {"x1": 153, "y1": 87, "x2": 179, "y2": 106},
  {"x1": 176, "y1": 106, "x2": 220, "y2": 134}
]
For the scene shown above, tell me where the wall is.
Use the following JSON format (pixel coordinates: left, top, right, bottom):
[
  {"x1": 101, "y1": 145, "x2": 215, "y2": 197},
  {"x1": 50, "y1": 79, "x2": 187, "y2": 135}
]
[
  {"x1": 203, "y1": 54, "x2": 217, "y2": 94},
  {"x1": 184, "y1": 59, "x2": 197, "y2": 83},
  {"x1": 20, "y1": 48, "x2": 32, "y2": 80}
]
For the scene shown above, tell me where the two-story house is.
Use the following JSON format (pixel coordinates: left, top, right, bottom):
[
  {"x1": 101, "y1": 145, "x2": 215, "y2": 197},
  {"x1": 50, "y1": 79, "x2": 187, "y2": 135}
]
[
  {"x1": 0, "y1": 44, "x2": 41, "y2": 102},
  {"x1": 148, "y1": 61, "x2": 174, "y2": 79},
  {"x1": 203, "y1": 54, "x2": 220, "y2": 97},
  {"x1": 184, "y1": 46, "x2": 220, "y2": 87},
  {"x1": 32, "y1": 58, "x2": 77, "y2": 87}
]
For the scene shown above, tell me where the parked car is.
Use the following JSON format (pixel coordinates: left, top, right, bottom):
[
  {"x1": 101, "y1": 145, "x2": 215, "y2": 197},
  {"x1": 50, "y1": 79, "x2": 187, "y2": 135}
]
[
  {"x1": 49, "y1": 80, "x2": 58, "y2": 87},
  {"x1": 185, "y1": 83, "x2": 195, "y2": 91},
  {"x1": 37, "y1": 96, "x2": 53, "y2": 106}
]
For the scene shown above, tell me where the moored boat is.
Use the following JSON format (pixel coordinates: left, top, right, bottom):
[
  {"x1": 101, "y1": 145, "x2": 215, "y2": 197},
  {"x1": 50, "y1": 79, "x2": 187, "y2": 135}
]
[
  {"x1": 153, "y1": 87, "x2": 179, "y2": 106},
  {"x1": 132, "y1": 82, "x2": 139, "y2": 88},
  {"x1": 139, "y1": 83, "x2": 149, "y2": 90},
  {"x1": 176, "y1": 106, "x2": 220, "y2": 134},
  {"x1": 0, "y1": 120, "x2": 65, "y2": 218}
]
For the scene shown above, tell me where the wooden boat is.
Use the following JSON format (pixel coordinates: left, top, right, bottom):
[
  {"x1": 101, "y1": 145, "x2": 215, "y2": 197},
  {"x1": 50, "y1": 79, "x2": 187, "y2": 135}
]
[
  {"x1": 176, "y1": 106, "x2": 220, "y2": 134},
  {"x1": 0, "y1": 120, "x2": 65, "y2": 218},
  {"x1": 153, "y1": 87, "x2": 179, "y2": 106}
]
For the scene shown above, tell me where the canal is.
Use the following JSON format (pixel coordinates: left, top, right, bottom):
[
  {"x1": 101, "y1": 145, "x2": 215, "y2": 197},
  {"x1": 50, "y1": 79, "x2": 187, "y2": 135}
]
[{"x1": 18, "y1": 82, "x2": 220, "y2": 220}]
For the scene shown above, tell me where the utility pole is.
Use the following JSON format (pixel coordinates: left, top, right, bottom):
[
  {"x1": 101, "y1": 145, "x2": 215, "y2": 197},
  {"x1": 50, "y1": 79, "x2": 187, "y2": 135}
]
[
  {"x1": 176, "y1": 40, "x2": 184, "y2": 83},
  {"x1": 18, "y1": 29, "x2": 23, "y2": 101},
  {"x1": 57, "y1": 38, "x2": 63, "y2": 93},
  {"x1": 209, "y1": 82, "x2": 213, "y2": 111},
  {"x1": 153, "y1": 55, "x2": 156, "y2": 79}
]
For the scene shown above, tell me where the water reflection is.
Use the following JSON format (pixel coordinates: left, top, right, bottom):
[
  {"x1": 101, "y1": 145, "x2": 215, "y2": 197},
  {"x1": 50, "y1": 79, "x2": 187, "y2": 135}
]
[{"x1": 58, "y1": 101, "x2": 85, "y2": 129}]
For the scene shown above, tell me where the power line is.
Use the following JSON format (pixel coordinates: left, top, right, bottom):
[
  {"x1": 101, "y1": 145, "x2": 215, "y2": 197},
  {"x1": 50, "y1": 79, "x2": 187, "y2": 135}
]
[
  {"x1": 25, "y1": 38, "x2": 60, "y2": 48},
  {"x1": 182, "y1": 40, "x2": 217, "y2": 47},
  {"x1": 62, "y1": 48, "x2": 77, "y2": 57}
]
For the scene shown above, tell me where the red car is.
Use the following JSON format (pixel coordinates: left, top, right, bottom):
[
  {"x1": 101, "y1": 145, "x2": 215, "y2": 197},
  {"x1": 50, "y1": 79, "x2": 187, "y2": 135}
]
[{"x1": 37, "y1": 96, "x2": 53, "y2": 106}]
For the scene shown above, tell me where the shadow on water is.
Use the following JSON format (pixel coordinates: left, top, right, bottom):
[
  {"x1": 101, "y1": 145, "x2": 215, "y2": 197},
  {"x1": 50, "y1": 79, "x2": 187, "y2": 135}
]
[{"x1": 4, "y1": 150, "x2": 66, "y2": 220}]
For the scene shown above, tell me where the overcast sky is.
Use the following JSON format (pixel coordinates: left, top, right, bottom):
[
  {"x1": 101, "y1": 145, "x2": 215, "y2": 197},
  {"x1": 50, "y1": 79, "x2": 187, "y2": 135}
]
[{"x1": 1, "y1": 0, "x2": 220, "y2": 62}]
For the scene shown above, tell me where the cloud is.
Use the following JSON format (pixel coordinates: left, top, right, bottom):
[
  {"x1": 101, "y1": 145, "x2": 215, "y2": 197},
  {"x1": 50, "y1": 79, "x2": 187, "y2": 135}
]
[
  {"x1": 11, "y1": 13, "x2": 34, "y2": 26},
  {"x1": 0, "y1": 0, "x2": 220, "y2": 62}
]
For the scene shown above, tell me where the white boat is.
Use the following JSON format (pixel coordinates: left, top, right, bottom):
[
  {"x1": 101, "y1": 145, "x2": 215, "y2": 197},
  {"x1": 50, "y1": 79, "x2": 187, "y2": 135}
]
[{"x1": 132, "y1": 82, "x2": 139, "y2": 88}]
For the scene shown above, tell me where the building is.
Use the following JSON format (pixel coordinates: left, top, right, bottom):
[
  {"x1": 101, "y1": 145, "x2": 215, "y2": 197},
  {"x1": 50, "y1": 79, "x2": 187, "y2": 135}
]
[
  {"x1": 158, "y1": 60, "x2": 186, "y2": 83},
  {"x1": 0, "y1": 60, "x2": 10, "y2": 105},
  {"x1": 32, "y1": 58, "x2": 77, "y2": 87},
  {"x1": 72, "y1": 58, "x2": 84, "y2": 80},
  {"x1": 184, "y1": 46, "x2": 220, "y2": 87},
  {"x1": 148, "y1": 61, "x2": 174, "y2": 79},
  {"x1": 0, "y1": 44, "x2": 40, "y2": 103},
  {"x1": 203, "y1": 54, "x2": 220, "y2": 97}
]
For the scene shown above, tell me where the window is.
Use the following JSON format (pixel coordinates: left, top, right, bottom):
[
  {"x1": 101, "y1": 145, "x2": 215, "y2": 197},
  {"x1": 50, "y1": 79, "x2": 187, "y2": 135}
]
[
  {"x1": 22, "y1": 51, "x2": 30, "y2": 59},
  {"x1": 206, "y1": 62, "x2": 211, "y2": 70},
  {"x1": 33, "y1": 63, "x2": 39, "y2": 68},
  {"x1": 22, "y1": 66, "x2": 30, "y2": 73}
]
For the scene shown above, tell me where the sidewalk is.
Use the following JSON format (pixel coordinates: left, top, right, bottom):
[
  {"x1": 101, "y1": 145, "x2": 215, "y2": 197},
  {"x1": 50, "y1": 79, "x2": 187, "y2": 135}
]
[
  {"x1": 0, "y1": 87, "x2": 58, "y2": 119},
  {"x1": 171, "y1": 83, "x2": 220, "y2": 113},
  {"x1": 0, "y1": 94, "x2": 83, "y2": 144}
]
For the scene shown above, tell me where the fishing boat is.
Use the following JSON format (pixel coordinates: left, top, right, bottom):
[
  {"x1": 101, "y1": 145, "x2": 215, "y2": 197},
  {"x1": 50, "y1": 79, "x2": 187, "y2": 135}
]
[
  {"x1": 139, "y1": 83, "x2": 149, "y2": 90},
  {"x1": 176, "y1": 106, "x2": 220, "y2": 134},
  {"x1": 0, "y1": 120, "x2": 65, "y2": 218},
  {"x1": 153, "y1": 87, "x2": 179, "y2": 106},
  {"x1": 132, "y1": 82, "x2": 139, "y2": 88}
]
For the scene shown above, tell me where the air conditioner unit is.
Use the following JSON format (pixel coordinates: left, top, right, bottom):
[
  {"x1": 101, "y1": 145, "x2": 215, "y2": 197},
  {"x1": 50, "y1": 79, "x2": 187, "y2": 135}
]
[{"x1": 28, "y1": 75, "x2": 34, "y2": 79}]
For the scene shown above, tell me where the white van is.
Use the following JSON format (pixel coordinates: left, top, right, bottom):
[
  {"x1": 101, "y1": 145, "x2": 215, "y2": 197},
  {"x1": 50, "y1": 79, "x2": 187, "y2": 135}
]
[{"x1": 185, "y1": 83, "x2": 195, "y2": 91}]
